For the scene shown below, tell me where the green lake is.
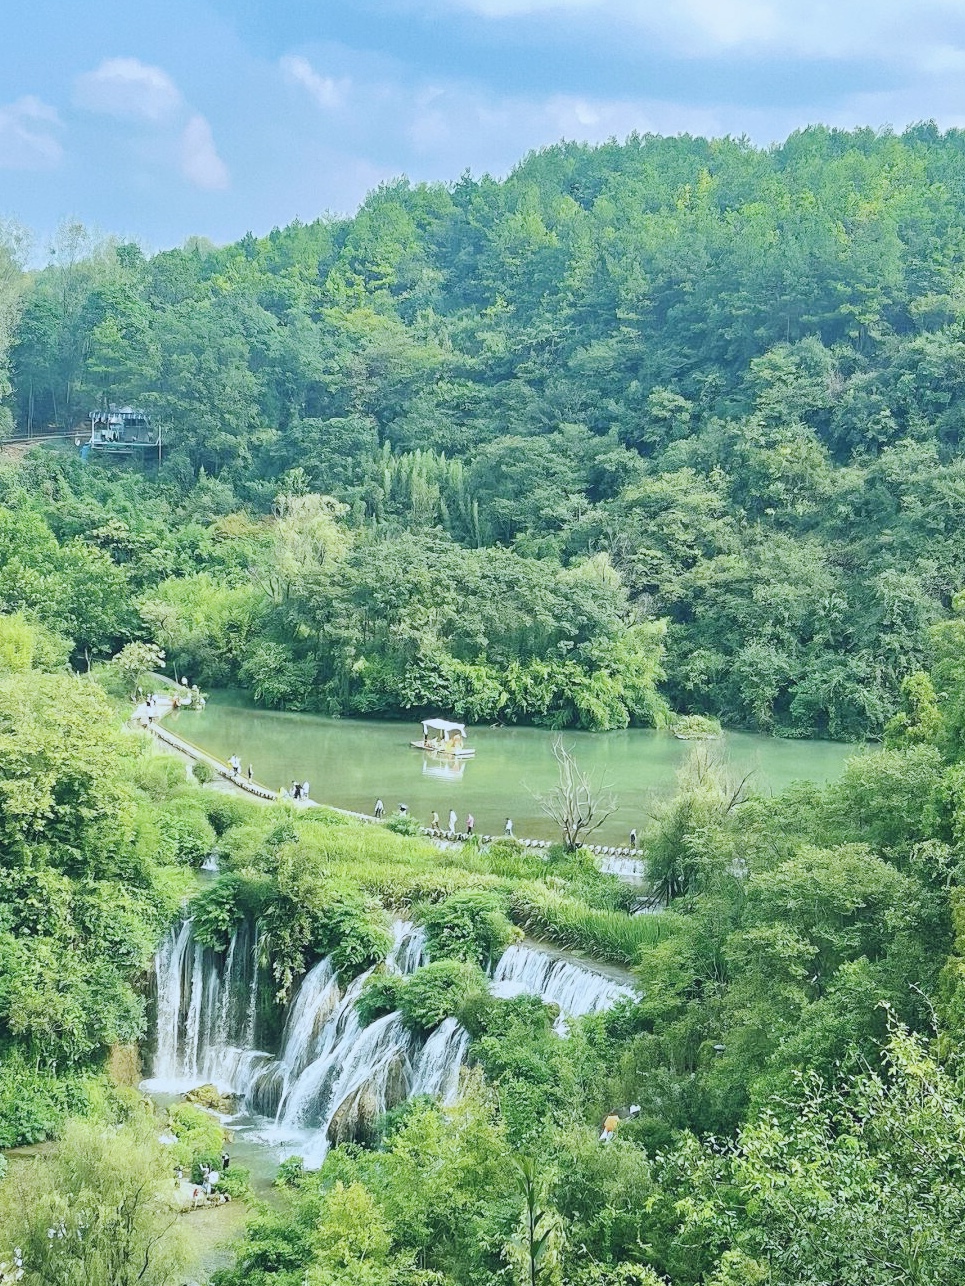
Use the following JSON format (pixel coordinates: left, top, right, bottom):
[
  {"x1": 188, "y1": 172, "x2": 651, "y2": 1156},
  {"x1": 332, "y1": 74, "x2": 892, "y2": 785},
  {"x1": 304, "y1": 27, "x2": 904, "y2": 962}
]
[{"x1": 169, "y1": 694, "x2": 860, "y2": 844}]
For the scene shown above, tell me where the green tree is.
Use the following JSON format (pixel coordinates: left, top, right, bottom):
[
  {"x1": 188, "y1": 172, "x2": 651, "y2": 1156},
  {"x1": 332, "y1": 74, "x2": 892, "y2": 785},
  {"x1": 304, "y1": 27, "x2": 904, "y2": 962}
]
[
  {"x1": 111, "y1": 641, "x2": 165, "y2": 699},
  {"x1": 0, "y1": 1115, "x2": 186, "y2": 1286}
]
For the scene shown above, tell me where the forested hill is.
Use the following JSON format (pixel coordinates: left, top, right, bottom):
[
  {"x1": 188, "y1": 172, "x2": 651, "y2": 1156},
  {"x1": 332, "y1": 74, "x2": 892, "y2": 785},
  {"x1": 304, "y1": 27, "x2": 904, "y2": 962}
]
[{"x1": 7, "y1": 123, "x2": 965, "y2": 735}]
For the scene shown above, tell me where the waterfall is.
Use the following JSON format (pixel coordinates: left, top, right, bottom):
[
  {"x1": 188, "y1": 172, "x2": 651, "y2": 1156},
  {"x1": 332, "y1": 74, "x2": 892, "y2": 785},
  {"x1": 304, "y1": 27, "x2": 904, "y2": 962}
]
[
  {"x1": 386, "y1": 920, "x2": 428, "y2": 974},
  {"x1": 144, "y1": 918, "x2": 270, "y2": 1095},
  {"x1": 147, "y1": 919, "x2": 634, "y2": 1166},
  {"x1": 275, "y1": 956, "x2": 341, "y2": 1080},
  {"x1": 151, "y1": 920, "x2": 194, "y2": 1083},
  {"x1": 243, "y1": 921, "x2": 262, "y2": 1046},
  {"x1": 145, "y1": 916, "x2": 455, "y2": 1167},
  {"x1": 255, "y1": 965, "x2": 373, "y2": 1122},
  {"x1": 491, "y1": 943, "x2": 636, "y2": 1032},
  {"x1": 181, "y1": 941, "x2": 205, "y2": 1082},
  {"x1": 296, "y1": 1011, "x2": 415, "y2": 1169},
  {"x1": 597, "y1": 855, "x2": 646, "y2": 881},
  {"x1": 412, "y1": 1017, "x2": 470, "y2": 1104}
]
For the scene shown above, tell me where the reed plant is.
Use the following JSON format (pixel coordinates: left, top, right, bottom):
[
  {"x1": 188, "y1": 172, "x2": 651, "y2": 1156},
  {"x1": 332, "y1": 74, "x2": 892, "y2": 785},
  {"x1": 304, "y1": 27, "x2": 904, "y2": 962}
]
[
  {"x1": 209, "y1": 803, "x2": 664, "y2": 971},
  {"x1": 508, "y1": 885, "x2": 670, "y2": 966}
]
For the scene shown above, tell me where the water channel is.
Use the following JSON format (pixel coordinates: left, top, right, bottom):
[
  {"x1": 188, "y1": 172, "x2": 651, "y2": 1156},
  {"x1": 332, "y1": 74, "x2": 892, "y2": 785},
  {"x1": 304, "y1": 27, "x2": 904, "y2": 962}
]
[{"x1": 170, "y1": 692, "x2": 858, "y2": 842}]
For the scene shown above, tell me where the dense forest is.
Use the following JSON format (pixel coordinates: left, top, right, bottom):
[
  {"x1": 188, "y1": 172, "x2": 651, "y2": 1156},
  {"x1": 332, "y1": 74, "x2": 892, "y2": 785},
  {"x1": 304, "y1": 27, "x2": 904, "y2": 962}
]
[
  {"x1": 6, "y1": 124, "x2": 965, "y2": 733},
  {"x1": 6, "y1": 123, "x2": 965, "y2": 1285}
]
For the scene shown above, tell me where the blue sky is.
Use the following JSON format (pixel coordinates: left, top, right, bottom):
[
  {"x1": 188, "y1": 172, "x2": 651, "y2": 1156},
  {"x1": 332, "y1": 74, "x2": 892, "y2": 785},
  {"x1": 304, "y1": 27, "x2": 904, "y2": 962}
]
[{"x1": 4, "y1": 0, "x2": 965, "y2": 257}]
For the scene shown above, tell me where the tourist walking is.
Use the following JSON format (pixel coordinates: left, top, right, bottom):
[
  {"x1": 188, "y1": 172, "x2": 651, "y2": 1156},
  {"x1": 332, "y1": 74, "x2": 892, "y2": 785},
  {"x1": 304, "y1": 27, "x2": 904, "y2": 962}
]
[
  {"x1": 247, "y1": 764, "x2": 253, "y2": 782},
  {"x1": 504, "y1": 817, "x2": 514, "y2": 838},
  {"x1": 301, "y1": 781, "x2": 310, "y2": 800},
  {"x1": 374, "y1": 798, "x2": 384, "y2": 819},
  {"x1": 221, "y1": 1151, "x2": 230, "y2": 1171},
  {"x1": 629, "y1": 827, "x2": 637, "y2": 848},
  {"x1": 292, "y1": 780, "x2": 301, "y2": 800},
  {"x1": 448, "y1": 808, "x2": 458, "y2": 833},
  {"x1": 466, "y1": 813, "x2": 474, "y2": 835},
  {"x1": 432, "y1": 810, "x2": 440, "y2": 830}
]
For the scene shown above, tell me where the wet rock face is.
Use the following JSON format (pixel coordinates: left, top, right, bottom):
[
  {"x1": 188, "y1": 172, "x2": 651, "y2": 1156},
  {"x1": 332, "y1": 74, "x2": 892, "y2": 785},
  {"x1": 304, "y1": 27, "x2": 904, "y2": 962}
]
[
  {"x1": 327, "y1": 1053, "x2": 411, "y2": 1147},
  {"x1": 328, "y1": 1086, "x2": 376, "y2": 1146},
  {"x1": 184, "y1": 1083, "x2": 235, "y2": 1113}
]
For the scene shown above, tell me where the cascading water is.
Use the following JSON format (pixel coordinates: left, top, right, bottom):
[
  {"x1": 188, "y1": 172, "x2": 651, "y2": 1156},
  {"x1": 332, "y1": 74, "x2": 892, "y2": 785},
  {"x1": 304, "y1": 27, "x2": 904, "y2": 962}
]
[
  {"x1": 412, "y1": 1017, "x2": 470, "y2": 1103},
  {"x1": 143, "y1": 918, "x2": 272, "y2": 1095},
  {"x1": 597, "y1": 854, "x2": 646, "y2": 882},
  {"x1": 145, "y1": 918, "x2": 445, "y2": 1167},
  {"x1": 145, "y1": 918, "x2": 634, "y2": 1167},
  {"x1": 387, "y1": 920, "x2": 428, "y2": 974},
  {"x1": 151, "y1": 919, "x2": 194, "y2": 1084},
  {"x1": 491, "y1": 943, "x2": 636, "y2": 1033},
  {"x1": 294, "y1": 1011, "x2": 415, "y2": 1168}
]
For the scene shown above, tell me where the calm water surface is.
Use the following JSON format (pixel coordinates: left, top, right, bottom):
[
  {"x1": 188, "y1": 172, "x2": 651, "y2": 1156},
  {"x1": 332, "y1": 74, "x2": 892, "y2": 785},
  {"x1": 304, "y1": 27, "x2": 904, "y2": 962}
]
[{"x1": 170, "y1": 694, "x2": 859, "y2": 843}]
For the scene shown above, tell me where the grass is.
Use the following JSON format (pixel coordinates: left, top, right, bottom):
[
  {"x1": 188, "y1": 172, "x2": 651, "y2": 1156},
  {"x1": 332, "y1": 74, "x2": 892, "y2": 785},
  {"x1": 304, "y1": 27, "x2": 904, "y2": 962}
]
[
  {"x1": 508, "y1": 886, "x2": 670, "y2": 967},
  {"x1": 213, "y1": 801, "x2": 664, "y2": 969}
]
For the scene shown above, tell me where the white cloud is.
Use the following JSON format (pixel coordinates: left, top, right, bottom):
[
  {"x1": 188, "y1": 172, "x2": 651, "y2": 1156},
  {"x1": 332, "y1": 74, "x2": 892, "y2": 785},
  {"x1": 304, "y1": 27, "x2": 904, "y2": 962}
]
[
  {"x1": 427, "y1": 0, "x2": 965, "y2": 64},
  {"x1": 281, "y1": 55, "x2": 350, "y2": 109},
  {"x1": 405, "y1": 84, "x2": 728, "y2": 163},
  {"x1": 74, "y1": 57, "x2": 183, "y2": 121},
  {"x1": 180, "y1": 114, "x2": 230, "y2": 190},
  {"x1": 0, "y1": 96, "x2": 62, "y2": 169}
]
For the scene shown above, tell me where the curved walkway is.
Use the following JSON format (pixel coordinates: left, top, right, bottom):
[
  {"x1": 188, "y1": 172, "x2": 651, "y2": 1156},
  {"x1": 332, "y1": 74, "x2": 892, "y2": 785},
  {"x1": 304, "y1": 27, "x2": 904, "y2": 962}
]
[{"x1": 133, "y1": 693, "x2": 644, "y2": 863}]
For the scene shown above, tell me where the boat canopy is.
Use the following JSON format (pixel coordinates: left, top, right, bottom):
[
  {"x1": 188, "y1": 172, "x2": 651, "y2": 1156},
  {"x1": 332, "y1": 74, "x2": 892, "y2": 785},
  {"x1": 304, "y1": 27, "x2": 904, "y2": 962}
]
[{"x1": 421, "y1": 718, "x2": 466, "y2": 735}]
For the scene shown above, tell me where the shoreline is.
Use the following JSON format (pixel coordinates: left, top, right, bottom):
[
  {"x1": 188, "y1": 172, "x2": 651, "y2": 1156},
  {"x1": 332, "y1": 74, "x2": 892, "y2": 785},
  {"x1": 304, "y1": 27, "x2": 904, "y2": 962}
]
[{"x1": 133, "y1": 689, "x2": 645, "y2": 861}]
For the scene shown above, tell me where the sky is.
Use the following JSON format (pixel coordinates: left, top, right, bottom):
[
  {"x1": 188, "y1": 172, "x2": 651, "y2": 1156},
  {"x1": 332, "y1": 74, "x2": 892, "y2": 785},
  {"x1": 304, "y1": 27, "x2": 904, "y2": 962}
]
[{"x1": 4, "y1": 0, "x2": 965, "y2": 258}]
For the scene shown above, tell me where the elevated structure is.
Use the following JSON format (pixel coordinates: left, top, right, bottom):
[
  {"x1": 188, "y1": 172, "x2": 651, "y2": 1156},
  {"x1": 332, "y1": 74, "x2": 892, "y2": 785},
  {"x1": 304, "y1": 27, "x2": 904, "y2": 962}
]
[{"x1": 88, "y1": 407, "x2": 160, "y2": 456}]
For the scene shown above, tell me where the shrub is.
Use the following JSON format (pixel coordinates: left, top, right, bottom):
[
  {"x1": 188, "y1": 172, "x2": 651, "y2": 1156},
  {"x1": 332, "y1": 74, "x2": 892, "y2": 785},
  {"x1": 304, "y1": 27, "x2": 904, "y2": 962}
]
[
  {"x1": 205, "y1": 793, "x2": 260, "y2": 836},
  {"x1": 189, "y1": 875, "x2": 272, "y2": 951},
  {"x1": 398, "y1": 960, "x2": 488, "y2": 1035},
  {"x1": 509, "y1": 885, "x2": 671, "y2": 966},
  {"x1": 356, "y1": 974, "x2": 406, "y2": 1027},
  {"x1": 308, "y1": 888, "x2": 393, "y2": 979},
  {"x1": 0, "y1": 1053, "x2": 94, "y2": 1146},
  {"x1": 671, "y1": 713, "x2": 723, "y2": 740},
  {"x1": 485, "y1": 838, "x2": 526, "y2": 863},
  {"x1": 457, "y1": 991, "x2": 501, "y2": 1038},
  {"x1": 165, "y1": 797, "x2": 217, "y2": 867},
  {"x1": 191, "y1": 758, "x2": 215, "y2": 785},
  {"x1": 216, "y1": 1165, "x2": 251, "y2": 1198},
  {"x1": 167, "y1": 1102, "x2": 224, "y2": 1174},
  {"x1": 386, "y1": 814, "x2": 421, "y2": 836},
  {"x1": 461, "y1": 992, "x2": 555, "y2": 1041},
  {"x1": 130, "y1": 754, "x2": 190, "y2": 801},
  {"x1": 274, "y1": 1155, "x2": 305, "y2": 1187},
  {"x1": 420, "y1": 889, "x2": 518, "y2": 968}
]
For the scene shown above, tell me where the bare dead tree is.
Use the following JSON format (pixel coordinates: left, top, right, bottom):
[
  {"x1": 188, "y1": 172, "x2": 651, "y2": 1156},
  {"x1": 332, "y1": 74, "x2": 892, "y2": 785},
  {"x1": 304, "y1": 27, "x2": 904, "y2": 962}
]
[{"x1": 534, "y1": 737, "x2": 617, "y2": 850}]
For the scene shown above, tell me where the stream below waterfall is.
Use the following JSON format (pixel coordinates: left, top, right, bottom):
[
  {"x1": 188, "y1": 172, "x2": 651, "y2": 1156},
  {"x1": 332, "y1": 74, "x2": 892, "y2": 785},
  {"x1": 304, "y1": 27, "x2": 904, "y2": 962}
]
[{"x1": 142, "y1": 919, "x2": 637, "y2": 1171}]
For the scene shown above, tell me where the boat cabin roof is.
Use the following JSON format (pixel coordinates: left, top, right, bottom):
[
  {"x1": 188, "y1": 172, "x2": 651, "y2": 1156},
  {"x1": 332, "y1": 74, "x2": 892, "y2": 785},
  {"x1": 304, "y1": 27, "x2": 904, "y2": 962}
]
[{"x1": 421, "y1": 718, "x2": 466, "y2": 735}]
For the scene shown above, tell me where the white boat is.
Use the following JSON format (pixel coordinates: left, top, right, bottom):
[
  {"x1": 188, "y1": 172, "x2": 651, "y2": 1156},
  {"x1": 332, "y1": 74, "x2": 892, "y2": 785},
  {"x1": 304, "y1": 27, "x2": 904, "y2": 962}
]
[{"x1": 409, "y1": 718, "x2": 476, "y2": 759}]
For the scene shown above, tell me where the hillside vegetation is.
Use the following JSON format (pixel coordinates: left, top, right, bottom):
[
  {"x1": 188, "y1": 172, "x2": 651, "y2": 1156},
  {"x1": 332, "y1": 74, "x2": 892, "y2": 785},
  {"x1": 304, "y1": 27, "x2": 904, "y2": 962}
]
[{"x1": 4, "y1": 125, "x2": 965, "y2": 732}]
